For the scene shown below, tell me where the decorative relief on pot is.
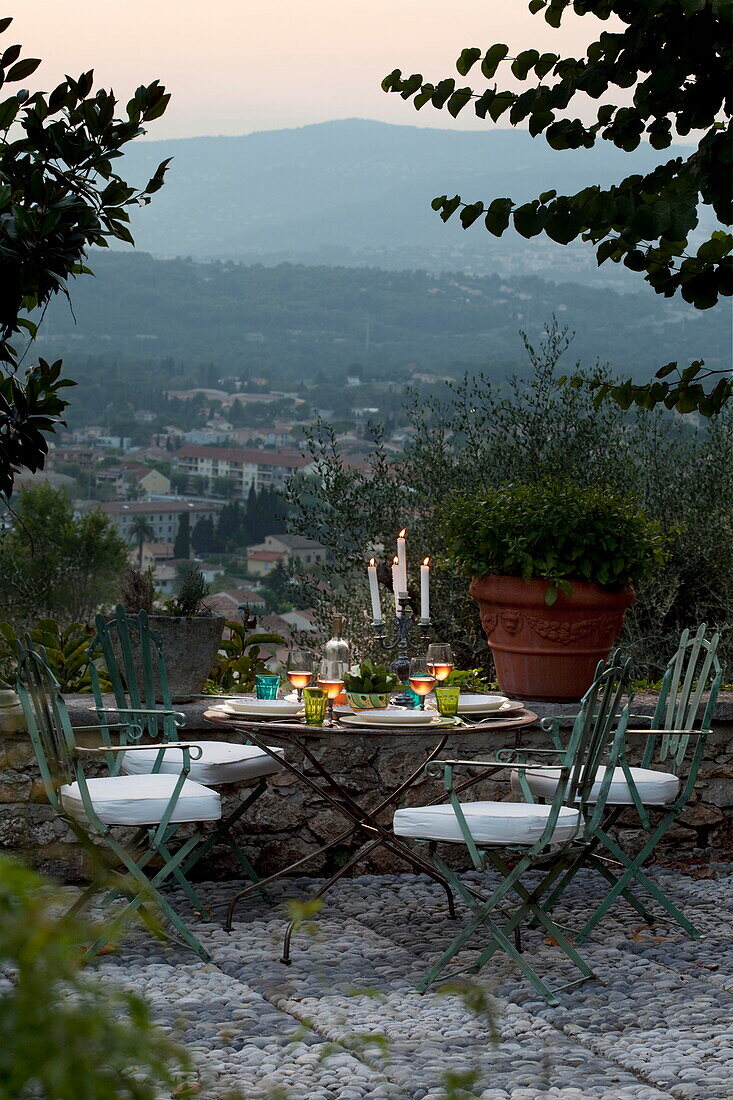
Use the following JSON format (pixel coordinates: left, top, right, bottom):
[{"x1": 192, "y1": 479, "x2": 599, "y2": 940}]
[
  {"x1": 499, "y1": 610, "x2": 522, "y2": 635},
  {"x1": 478, "y1": 610, "x2": 499, "y2": 637},
  {"x1": 523, "y1": 612, "x2": 619, "y2": 645}
]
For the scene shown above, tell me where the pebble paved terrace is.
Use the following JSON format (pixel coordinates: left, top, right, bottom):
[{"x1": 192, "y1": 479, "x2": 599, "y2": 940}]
[{"x1": 94, "y1": 865, "x2": 733, "y2": 1100}]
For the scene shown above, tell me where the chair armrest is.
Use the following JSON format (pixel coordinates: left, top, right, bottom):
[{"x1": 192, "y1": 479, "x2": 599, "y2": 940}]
[
  {"x1": 75, "y1": 742, "x2": 203, "y2": 759},
  {"x1": 72, "y1": 722, "x2": 144, "y2": 741},
  {"x1": 624, "y1": 728, "x2": 707, "y2": 736},
  {"x1": 495, "y1": 746, "x2": 566, "y2": 763},
  {"x1": 425, "y1": 759, "x2": 570, "y2": 790},
  {"x1": 539, "y1": 715, "x2": 570, "y2": 749},
  {"x1": 90, "y1": 706, "x2": 186, "y2": 724},
  {"x1": 428, "y1": 758, "x2": 567, "y2": 770}
]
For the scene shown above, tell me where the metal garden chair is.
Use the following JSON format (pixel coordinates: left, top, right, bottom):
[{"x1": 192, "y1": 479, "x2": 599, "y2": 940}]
[
  {"x1": 392, "y1": 657, "x2": 634, "y2": 1005},
  {"x1": 522, "y1": 624, "x2": 724, "y2": 942},
  {"x1": 87, "y1": 607, "x2": 284, "y2": 903},
  {"x1": 17, "y1": 640, "x2": 221, "y2": 961}
]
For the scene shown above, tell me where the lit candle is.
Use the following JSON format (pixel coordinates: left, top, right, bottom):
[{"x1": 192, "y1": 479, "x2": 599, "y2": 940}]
[
  {"x1": 397, "y1": 528, "x2": 408, "y2": 596},
  {"x1": 420, "y1": 557, "x2": 430, "y2": 621},
  {"x1": 392, "y1": 555, "x2": 402, "y2": 616},
  {"x1": 367, "y1": 558, "x2": 382, "y2": 623}
]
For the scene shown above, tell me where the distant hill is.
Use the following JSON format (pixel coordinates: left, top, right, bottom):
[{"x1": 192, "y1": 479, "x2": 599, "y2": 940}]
[
  {"x1": 39, "y1": 252, "x2": 728, "y2": 383},
  {"x1": 116, "y1": 118, "x2": 702, "y2": 286}
]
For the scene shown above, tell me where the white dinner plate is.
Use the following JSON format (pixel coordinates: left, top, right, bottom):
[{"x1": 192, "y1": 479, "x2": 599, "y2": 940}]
[
  {"x1": 339, "y1": 713, "x2": 452, "y2": 729},
  {"x1": 459, "y1": 699, "x2": 525, "y2": 718},
  {"x1": 342, "y1": 707, "x2": 439, "y2": 727},
  {"x1": 217, "y1": 698, "x2": 302, "y2": 718},
  {"x1": 456, "y1": 693, "x2": 508, "y2": 713}
]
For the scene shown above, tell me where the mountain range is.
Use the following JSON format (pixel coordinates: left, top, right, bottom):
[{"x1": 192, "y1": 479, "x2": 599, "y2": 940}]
[{"x1": 117, "y1": 118, "x2": 702, "y2": 286}]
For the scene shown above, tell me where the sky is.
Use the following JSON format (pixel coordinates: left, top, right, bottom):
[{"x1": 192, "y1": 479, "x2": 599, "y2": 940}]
[{"x1": 10, "y1": 1, "x2": 619, "y2": 140}]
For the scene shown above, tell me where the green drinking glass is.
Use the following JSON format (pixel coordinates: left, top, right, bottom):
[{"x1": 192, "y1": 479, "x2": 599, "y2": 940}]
[
  {"x1": 303, "y1": 686, "x2": 327, "y2": 726},
  {"x1": 434, "y1": 685, "x2": 460, "y2": 717}
]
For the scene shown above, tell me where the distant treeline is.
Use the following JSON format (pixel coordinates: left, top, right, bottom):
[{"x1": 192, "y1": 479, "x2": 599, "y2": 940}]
[{"x1": 38, "y1": 254, "x2": 730, "y2": 418}]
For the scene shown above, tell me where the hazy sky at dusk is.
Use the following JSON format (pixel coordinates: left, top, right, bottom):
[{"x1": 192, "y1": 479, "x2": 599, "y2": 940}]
[{"x1": 12, "y1": 1, "x2": 617, "y2": 140}]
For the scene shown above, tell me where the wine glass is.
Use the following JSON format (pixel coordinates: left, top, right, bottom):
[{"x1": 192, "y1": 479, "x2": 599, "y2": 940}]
[
  {"x1": 317, "y1": 659, "x2": 346, "y2": 727},
  {"x1": 286, "y1": 651, "x2": 313, "y2": 703},
  {"x1": 408, "y1": 658, "x2": 436, "y2": 711},
  {"x1": 426, "y1": 644, "x2": 454, "y2": 683}
]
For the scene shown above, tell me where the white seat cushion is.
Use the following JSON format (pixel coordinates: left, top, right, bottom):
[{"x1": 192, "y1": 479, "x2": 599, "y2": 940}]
[
  {"x1": 510, "y1": 765, "x2": 679, "y2": 806},
  {"x1": 393, "y1": 800, "x2": 583, "y2": 847},
  {"x1": 120, "y1": 741, "x2": 285, "y2": 785},
  {"x1": 60, "y1": 773, "x2": 222, "y2": 826}
]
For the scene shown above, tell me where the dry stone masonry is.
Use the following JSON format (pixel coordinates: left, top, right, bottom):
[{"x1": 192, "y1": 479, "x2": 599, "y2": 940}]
[{"x1": 1, "y1": 693, "x2": 731, "y2": 882}]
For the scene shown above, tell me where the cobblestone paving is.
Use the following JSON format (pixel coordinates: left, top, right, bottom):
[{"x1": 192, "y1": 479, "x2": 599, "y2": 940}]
[{"x1": 94, "y1": 865, "x2": 733, "y2": 1100}]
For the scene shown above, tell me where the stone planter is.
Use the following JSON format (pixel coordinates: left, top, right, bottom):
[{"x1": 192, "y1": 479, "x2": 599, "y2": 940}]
[
  {"x1": 0, "y1": 688, "x2": 25, "y2": 733},
  {"x1": 126, "y1": 615, "x2": 226, "y2": 702},
  {"x1": 469, "y1": 574, "x2": 635, "y2": 702},
  {"x1": 345, "y1": 691, "x2": 391, "y2": 710}
]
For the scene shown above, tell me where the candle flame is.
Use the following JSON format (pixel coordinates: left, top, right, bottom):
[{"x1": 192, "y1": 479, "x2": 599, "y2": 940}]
[
  {"x1": 398, "y1": 528, "x2": 407, "y2": 538},
  {"x1": 368, "y1": 557, "x2": 376, "y2": 567},
  {"x1": 393, "y1": 555, "x2": 399, "y2": 565},
  {"x1": 423, "y1": 557, "x2": 430, "y2": 566}
]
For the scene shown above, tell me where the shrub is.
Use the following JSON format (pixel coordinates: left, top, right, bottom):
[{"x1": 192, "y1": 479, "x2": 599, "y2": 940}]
[
  {"x1": 0, "y1": 857, "x2": 194, "y2": 1100},
  {"x1": 284, "y1": 322, "x2": 733, "y2": 679},
  {"x1": 0, "y1": 619, "x2": 108, "y2": 693},
  {"x1": 442, "y1": 480, "x2": 666, "y2": 605}
]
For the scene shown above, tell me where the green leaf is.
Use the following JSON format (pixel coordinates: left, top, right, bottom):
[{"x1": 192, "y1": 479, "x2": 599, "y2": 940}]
[
  {"x1": 484, "y1": 197, "x2": 513, "y2": 236},
  {"x1": 144, "y1": 92, "x2": 171, "y2": 122},
  {"x1": 481, "y1": 44, "x2": 509, "y2": 80},
  {"x1": 456, "y1": 47, "x2": 481, "y2": 76},
  {"x1": 655, "y1": 362, "x2": 678, "y2": 379},
  {"x1": 459, "y1": 201, "x2": 484, "y2": 228},
  {"x1": 437, "y1": 194, "x2": 461, "y2": 222},
  {"x1": 511, "y1": 49, "x2": 540, "y2": 80},
  {"x1": 513, "y1": 202, "x2": 547, "y2": 238},
  {"x1": 447, "y1": 88, "x2": 473, "y2": 117},
  {"x1": 488, "y1": 91, "x2": 514, "y2": 122},
  {"x1": 6, "y1": 57, "x2": 41, "y2": 81},
  {"x1": 431, "y1": 78, "x2": 456, "y2": 109}
]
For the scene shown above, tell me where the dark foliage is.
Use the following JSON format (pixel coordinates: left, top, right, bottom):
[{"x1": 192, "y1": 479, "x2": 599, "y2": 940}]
[
  {"x1": 382, "y1": 0, "x2": 732, "y2": 413},
  {"x1": 0, "y1": 18, "x2": 170, "y2": 495}
]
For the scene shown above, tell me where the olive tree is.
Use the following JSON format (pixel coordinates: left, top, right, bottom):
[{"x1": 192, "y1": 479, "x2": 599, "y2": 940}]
[
  {"x1": 382, "y1": 0, "x2": 732, "y2": 415},
  {"x1": 284, "y1": 323, "x2": 733, "y2": 677},
  {"x1": 0, "y1": 17, "x2": 170, "y2": 497},
  {"x1": 0, "y1": 483, "x2": 129, "y2": 627}
]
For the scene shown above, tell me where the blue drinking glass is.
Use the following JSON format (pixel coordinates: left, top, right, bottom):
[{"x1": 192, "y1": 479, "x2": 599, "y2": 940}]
[{"x1": 255, "y1": 674, "x2": 280, "y2": 700}]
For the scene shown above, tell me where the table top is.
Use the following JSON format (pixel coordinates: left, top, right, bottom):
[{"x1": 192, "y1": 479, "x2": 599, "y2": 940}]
[{"x1": 203, "y1": 706, "x2": 538, "y2": 738}]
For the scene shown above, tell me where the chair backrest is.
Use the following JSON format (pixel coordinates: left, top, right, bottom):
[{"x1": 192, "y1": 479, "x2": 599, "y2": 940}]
[
  {"x1": 88, "y1": 607, "x2": 178, "y2": 740},
  {"x1": 563, "y1": 655, "x2": 634, "y2": 809},
  {"x1": 648, "y1": 623, "x2": 723, "y2": 769},
  {"x1": 517, "y1": 656, "x2": 634, "y2": 857},
  {"x1": 16, "y1": 640, "x2": 78, "y2": 811}
]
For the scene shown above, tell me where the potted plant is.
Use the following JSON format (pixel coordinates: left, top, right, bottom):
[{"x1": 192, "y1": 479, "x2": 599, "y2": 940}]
[
  {"x1": 118, "y1": 564, "x2": 226, "y2": 701},
  {"x1": 442, "y1": 480, "x2": 665, "y2": 701},
  {"x1": 343, "y1": 658, "x2": 400, "y2": 710}
]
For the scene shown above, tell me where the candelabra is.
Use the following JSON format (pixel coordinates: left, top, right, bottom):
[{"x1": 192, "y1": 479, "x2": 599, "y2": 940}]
[{"x1": 372, "y1": 596, "x2": 432, "y2": 707}]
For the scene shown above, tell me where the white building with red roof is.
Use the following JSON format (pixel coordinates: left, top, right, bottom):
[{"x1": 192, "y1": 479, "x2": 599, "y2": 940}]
[{"x1": 171, "y1": 445, "x2": 311, "y2": 498}]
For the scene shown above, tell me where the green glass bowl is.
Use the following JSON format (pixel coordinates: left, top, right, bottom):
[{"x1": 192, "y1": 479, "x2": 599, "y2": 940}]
[{"x1": 345, "y1": 691, "x2": 391, "y2": 710}]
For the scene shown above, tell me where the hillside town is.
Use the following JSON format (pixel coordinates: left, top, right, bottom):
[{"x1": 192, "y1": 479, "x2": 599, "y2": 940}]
[{"x1": 8, "y1": 382, "x2": 365, "y2": 637}]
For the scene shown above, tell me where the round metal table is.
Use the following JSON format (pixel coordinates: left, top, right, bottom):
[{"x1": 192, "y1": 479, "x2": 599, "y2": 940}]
[{"x1": 204, "y1": 706, "x2": 537, "y2": 961}]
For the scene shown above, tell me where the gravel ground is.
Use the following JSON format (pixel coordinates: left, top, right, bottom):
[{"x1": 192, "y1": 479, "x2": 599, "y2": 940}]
[{"x1": 92, "y1": 864, "x2": 733, "y2": 1100}]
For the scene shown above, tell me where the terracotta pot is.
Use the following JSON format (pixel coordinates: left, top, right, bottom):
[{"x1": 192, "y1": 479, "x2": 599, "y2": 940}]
[{"x1": 469, "y1": 575, "x2": 635, "y2": 702}]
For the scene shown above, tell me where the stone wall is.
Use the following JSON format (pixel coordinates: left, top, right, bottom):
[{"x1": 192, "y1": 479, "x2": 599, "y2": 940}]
[{"x1": 1, "y1": 692, "x2": 731, "y2": 883}]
